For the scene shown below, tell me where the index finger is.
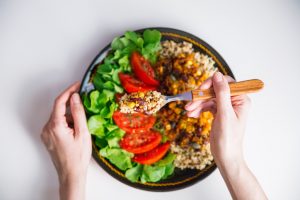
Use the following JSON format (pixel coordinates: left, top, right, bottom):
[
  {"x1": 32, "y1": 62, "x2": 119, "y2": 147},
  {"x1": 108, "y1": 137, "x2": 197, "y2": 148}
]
[
  {"x1": 200, "y1": 75, "x2": 235, "y2": 90},
  {"x1": 185, "y1": 75, "x2": 235, "y2": 111},
  {"x1": 51, "y1": 82, "x2": 81, "y2": 120}
]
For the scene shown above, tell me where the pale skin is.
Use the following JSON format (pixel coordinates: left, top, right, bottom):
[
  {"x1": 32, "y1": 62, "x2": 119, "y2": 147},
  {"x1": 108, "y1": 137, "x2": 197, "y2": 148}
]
[
  {"x1": 41, "y1": 72, "x2": 267, "y2": 200},
  {"x1": 185, "y1": 72, "x2": 267, "y2": 200},
  {"x1": 41, "y1": 82, "x2": 91, "y2": 200}
]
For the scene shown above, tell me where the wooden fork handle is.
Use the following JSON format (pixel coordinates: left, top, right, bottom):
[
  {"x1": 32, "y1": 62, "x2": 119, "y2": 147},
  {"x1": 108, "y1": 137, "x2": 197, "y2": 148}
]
[{"x1": 192, "y1": 79, "x2": 264, "y2": 101}]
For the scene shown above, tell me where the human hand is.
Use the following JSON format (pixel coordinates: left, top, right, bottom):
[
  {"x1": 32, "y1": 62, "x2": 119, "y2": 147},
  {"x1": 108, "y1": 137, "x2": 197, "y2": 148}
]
[
  {"x1": 185, "y1": 72, "x2": 268, "y2": 199},
  {"x1": 185, "y1": 72, "x2": 251, "y2": 166},
  {"x1": 41, "y1": 82, "x2": 91, "y2": 200}
]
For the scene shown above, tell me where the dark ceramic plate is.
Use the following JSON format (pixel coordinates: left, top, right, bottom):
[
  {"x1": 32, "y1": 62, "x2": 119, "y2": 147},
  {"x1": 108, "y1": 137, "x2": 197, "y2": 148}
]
[{"x1": 79, "y1": 27, "x2": 234, "y2": 191}]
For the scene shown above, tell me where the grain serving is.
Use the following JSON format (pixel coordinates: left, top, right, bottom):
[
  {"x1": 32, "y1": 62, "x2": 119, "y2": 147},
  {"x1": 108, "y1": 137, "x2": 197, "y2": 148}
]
[
  {"x1": 171, "y1": 143, "x2": 213, "y2": 170},
  {"x1": 119, "y1": 91, "x2": 165, "y2": 114},
  {"x1": 153, "y1": 40, "x2": 218, "y2": 170}
]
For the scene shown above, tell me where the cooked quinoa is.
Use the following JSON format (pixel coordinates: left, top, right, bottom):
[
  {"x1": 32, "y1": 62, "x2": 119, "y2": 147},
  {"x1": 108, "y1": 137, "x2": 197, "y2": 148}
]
[
  {"x1": 119, "y1": 91, "x2": 165, "y2": 114},
  {"x1": 160, "y1": 40, "x2": 194, "y2": 58},
  {"x1": 171, "y1": 143, "x2": 213, "y2": 170},
  {"x1": 153, "y1": 40, "x2": 218, "y2": 170}
]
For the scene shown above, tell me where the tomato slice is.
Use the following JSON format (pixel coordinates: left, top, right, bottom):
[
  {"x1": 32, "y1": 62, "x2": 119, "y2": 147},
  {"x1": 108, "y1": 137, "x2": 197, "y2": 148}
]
[
  {"x1": 112, "y1": 111, "x2": 155, "y2": 133},
  {"x1": 131, "y1": 52, "x2": 159, "y2": 86},
  {"x1": 133, "y1": 142, "x2": 171, "y2": 165},
  {"x1": 119, "y1": 73, "x2": 156, "y2": 93},
  {"x1": 120, "y1": 131, "x2": 162, "y2": 154}
]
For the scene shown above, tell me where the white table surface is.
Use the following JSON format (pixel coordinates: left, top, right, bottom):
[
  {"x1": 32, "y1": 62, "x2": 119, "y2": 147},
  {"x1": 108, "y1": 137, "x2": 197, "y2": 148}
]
[{"x1": 1, "y1": 0, "x2": 300, "y2": 199}]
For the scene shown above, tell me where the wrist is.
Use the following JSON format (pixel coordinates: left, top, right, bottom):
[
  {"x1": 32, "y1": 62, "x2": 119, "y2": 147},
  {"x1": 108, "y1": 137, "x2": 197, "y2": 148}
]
[
  {"x1": 59, "y1": 169, "x2": 87, "y2": 186},
  {"x1": 59, "y1": 165, "x2": 87, "y2": 182},
  {"x1": 212, "y1": 147, "x2": 244, "y2": 171},
  {"x1": 59, "y1": 171, "x2": 87, "y2": 200},
  {"x1": 215, "y1": 155, "x2": 246, "y2": 177}
]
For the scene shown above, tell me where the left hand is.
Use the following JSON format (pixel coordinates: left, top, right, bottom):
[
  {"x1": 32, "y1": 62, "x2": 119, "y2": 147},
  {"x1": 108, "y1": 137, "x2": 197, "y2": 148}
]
[{"x1": 41, "y1": 82, "x2": 91, "y2": 200}]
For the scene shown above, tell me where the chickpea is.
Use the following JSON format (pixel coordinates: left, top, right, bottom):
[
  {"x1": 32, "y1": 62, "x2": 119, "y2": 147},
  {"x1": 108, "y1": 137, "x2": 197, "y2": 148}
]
[
  {"x1": 138, "y1": 92, "x2": 145, "y2": 98},
  {"x1": 127, "y1": 102, "x2": 136, "y2": 108}
]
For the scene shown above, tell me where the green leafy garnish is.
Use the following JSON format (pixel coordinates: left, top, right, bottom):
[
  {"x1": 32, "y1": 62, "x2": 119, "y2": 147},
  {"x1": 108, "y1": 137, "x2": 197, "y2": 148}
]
[
  {"x1": 143, "y1": 29, "x2": 161, "y2": 45},
  {"x1": 156, "y1": 152, "x2": 176, "y2": 167},
  {"x1": 141, "y1": 165, "x2": 166, "y2": 183},
  {"x1": 106, "y1": 128, "x2": 125, "y2": 148},
  {"x1": 125, "y1": 152, "x2": 176, "y2": 183},
  {"x1": 100, "y1": 147, "x2": 133, "y2": 171},
  {"x1": 87, "y1": 115, "x2": 107, "y2": 138},
  {"x1": 162, "y1": 163, "x2": 175, "y2": 179},
  {"x1": 125, "y1": 164, "x2": 143, "y2": 182}
]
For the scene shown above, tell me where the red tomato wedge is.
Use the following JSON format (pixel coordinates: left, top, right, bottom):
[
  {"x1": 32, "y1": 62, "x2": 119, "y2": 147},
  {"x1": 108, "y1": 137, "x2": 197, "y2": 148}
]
[
  {"x1": 118, "y1": 73, "x2": 156, "y2": 93},
  {"x1": 120, "y1": 131, "x2": 162, "y2": 154},
  {"x1": 133, "y1": 142, "x2": 171, "y2": 165},
  {"x1": 112, "y1": 111, "x2": 155, "y2": 133},
  {"x1": 131, "y1": 52, "x2": 159, "y2": 86}
]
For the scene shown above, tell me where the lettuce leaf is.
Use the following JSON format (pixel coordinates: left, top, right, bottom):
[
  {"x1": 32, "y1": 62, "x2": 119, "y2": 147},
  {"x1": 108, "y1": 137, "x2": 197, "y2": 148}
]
[
  {"x1": 87, "y1": 115, "x2": 107, "y2": 138},
  {"x1": 156, "y1": 152, "x2": 176, "y2": 167},
  {"x1": 143, "y1": 29, "x2": 161, "y2": 45},
  {"x1": 106, "y1": 128, "x2": 125, "y2": 148},
  {"x1": 102, "y1": 89, "x2": 115, "y2": 101},
  {"x1": 94, "y1": 137, "x2": 108, "y2": 149},
  {"x1": 105, "y1": 124, "x2": 119, "y2": 132},
  {"x1": 100, "y1": 147, "x2": 133, "y2": 171},
  {"x1": 82, "y1": 89, "x2": 116, "y2": 114},
  {"x1": 162, "y1": 163, "x2": 175, "y2": 180},
  {"x1": 125, "y1": 164, "x2": 143, "y2": 182},
  {"x1": 141, "y1": 165, "x2": 166, "y2": 183},
  {"x1": 82, "y1": 91, "x2": 100, "y2": 114},
  {"x1": 126, "y1": 153, "x2": 176, "y2": 183}
]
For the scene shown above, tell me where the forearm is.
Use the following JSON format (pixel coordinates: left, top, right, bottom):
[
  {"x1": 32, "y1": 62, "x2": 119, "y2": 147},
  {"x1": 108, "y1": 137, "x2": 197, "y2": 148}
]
[
  {"x1": 59, "y1": 172, "x2": 86, "y2": 200},
  {"x1": 216, "y1": 158, "x2": 267, "y2": 200}
]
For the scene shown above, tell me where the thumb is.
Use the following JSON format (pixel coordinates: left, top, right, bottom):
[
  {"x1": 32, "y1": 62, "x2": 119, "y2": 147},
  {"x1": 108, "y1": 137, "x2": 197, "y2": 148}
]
[
  {"x1": 70, "y1": 93, "x2": 88, "y2": 136},
  {"x1": 212, "y1": 72, "x2": 233, "y2": 115}
]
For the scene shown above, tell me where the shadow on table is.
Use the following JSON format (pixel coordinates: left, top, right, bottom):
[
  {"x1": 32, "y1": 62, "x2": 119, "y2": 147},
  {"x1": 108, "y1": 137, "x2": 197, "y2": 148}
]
[{"x1": 15, "y1": 26, "x2": 135, "y2": 199}]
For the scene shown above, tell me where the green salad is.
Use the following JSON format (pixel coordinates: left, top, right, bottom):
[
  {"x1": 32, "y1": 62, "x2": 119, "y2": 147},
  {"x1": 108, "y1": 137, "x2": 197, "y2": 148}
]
[{"x1": 82, "y1": 29, "x2": 176, "y2": 183}]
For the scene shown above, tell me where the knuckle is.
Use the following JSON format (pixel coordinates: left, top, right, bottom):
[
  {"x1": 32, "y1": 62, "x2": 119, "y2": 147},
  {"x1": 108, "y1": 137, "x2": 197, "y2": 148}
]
[
  {"x1": 73, "y1": 105, "x2": 85, "y2": 116},
  {"x1": 54, "y1": 97, "x2": 59, "y2": 105},
  {"x1": 73, "y1": 104, "x2": 82, "y2": 111},
  {"x1": 217, "y1": 88, "x2": 230, "y2": 97},
  {"x1": 42, "y1": 123, "x2": 51, "y2": 134},
  {"x1": 40, "y1": 132, "x2": 48, "y2": 144},
  {"x1": 48, "y1": 118, "x2": 63, "y2": 131},
  {"x1": 215, "y1": 80, "x2": 230, "y2": 91},
  {"x1": 54, "y1": 95, "x2": 63, "y2": 106}
]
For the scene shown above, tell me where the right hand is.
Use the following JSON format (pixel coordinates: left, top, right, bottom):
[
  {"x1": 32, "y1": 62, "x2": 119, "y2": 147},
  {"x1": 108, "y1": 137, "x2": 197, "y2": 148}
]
[{"x1": 185, "y1": 72, "x2": 251, "y2": 166}]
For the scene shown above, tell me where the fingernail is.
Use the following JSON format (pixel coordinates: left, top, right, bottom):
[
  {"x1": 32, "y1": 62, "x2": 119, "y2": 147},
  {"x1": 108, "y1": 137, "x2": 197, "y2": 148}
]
[
  {"x1": 72, "y1": 93, "x2": 81, "y2": 104},
  {"x1": 214, "y1": 72, "x2": 223, "y2": 83}
]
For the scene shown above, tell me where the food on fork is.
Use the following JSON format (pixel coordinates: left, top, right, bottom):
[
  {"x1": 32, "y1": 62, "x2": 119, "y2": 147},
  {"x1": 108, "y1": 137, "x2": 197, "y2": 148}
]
[{"x1": 119, "y1": 91, "x2": 165, "y2": 114}]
